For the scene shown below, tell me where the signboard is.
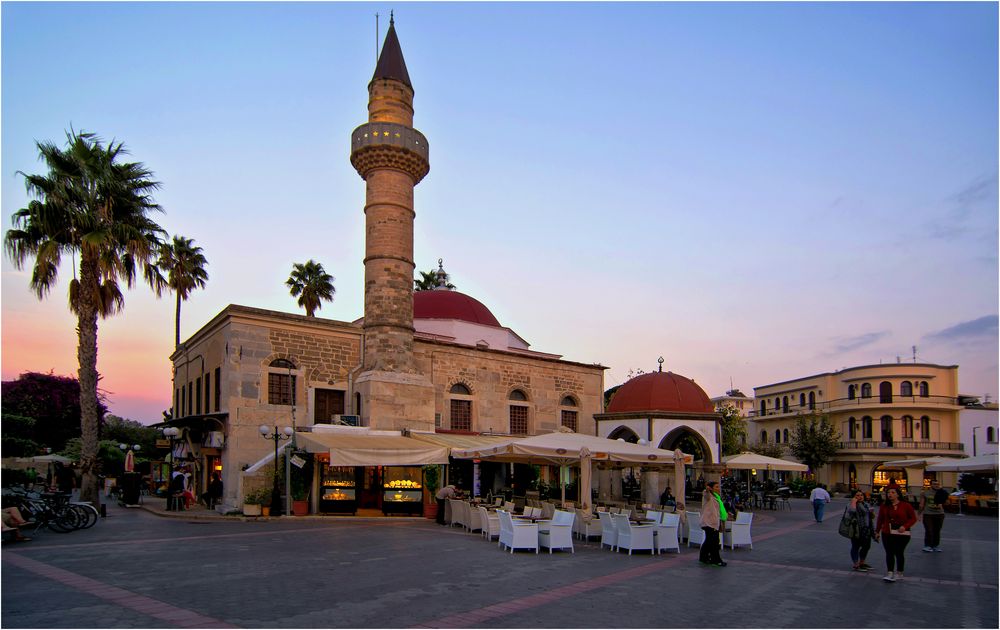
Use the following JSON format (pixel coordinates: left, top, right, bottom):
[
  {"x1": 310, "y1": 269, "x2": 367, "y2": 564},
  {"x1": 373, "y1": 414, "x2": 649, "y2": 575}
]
[
  {"x1": 290, "y1": 455, "x2": 306, "y2": 469},
  {"x1": 155, "y1": 439, "x2": 170, "y2": 448}
]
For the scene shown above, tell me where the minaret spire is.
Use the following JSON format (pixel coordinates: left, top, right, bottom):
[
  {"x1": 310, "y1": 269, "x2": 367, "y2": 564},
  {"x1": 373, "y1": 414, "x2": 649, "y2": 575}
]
[{"x1": 372, "y1": 11, "x2": 412, "y2": 89}]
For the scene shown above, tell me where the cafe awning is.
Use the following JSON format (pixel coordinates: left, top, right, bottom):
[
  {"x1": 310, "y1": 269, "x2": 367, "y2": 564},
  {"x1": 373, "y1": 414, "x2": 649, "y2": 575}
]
[
  {"x1": 295, "y1": 432, "x2": 449, "y2": 466},
  {"x1": 408, "y1": 432, "x2": 513, "y2": 454}
]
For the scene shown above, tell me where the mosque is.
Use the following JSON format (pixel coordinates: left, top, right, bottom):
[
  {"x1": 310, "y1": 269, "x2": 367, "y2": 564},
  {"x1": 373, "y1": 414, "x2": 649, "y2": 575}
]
[{"x1": 164, "y1": 18, "x2": 722, "y2": 513}]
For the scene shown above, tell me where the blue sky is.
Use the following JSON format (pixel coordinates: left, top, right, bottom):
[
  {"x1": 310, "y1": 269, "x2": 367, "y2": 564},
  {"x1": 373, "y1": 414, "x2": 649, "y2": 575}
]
[{"x1": 2, "y1": 2, "x2": 997, "y2": 423}]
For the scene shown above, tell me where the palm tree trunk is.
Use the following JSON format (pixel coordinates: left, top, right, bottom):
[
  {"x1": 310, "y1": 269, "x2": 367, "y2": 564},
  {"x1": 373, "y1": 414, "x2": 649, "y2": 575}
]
[
  {"x1": 76, "y1": 251, "x2": 101, "y2": 506},
  {"x1": 175, "y1": 289, "x2": 182, "y2": 348}
]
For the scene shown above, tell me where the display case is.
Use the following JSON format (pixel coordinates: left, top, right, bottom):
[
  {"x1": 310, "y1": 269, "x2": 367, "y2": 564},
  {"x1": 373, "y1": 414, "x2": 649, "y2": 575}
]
[
  {"x1": 320, "y1": 465, "x2": 357, "y2": 514},
  {"x1": 381, "y1": 466, "x2": 424, "y2": 515}
]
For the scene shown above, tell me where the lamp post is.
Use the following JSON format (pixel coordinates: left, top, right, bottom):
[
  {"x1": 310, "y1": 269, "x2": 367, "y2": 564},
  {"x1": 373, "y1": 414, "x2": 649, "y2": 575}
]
[
  {"x1": 260, "y1": 425, "x2": 294, "y2": 515},
  {"x1": 118, "y1": 443, "x2": 141, "y2": 473}
]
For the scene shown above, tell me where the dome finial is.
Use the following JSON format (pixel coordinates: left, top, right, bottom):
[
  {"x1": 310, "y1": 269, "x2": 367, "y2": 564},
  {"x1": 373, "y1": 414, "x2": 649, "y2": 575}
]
[
  {"x1": 434, "y1": 258, "x2": 451, "y2": 290},
  {"x1": 657, "y1": 356, "x2": 664, "y2": 372},
  {"x1": 390, "y1": 10, "x2": 394, "y2": 26}
]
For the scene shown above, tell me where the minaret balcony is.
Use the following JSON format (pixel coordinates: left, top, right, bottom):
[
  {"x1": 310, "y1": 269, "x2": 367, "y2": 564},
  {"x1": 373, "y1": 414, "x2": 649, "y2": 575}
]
[{"x1": 351, "y1": 122, "x2": 429, "y2": 182}]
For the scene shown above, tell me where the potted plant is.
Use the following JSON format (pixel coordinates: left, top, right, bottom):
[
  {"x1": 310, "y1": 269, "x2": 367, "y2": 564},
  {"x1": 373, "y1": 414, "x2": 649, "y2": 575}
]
[
  {"x1": 291, "y1": 477, "x2": 309, "y2": 516},
  {"x1": 422, "y1": 465, "x2": 440, "y2": 519},
  {"x1": 242, "y1": 487, "x2": 268, "y2": 516}
]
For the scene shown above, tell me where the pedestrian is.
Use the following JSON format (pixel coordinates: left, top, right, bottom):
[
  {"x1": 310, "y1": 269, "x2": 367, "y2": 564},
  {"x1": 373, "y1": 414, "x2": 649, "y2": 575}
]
[
  {"x1": 435, "y1": 484, "x2": 457, "y2": 525},
  {"x1": 168, "y1": 468, "x2": 186, "y2": 511},
  {"x1": 699, "y1": 480, "x2": 727, "y2": 567},
  {"x1": 201, "y1": 472, "x2": 224, "y2": 509},
  {"x1": 659, "y1": 486, "x2": 675, "y2": 509},
  {"x1": 874, "y1": 486, "x2": 918, "y2": 582},
  {"x1": 810, "y1": 483, "x2": 831, "y2": 523},
  {"x1": 845, "y1": 489, "x2": 875, "y2": 572},
  {"x1": 918, "y1": 479, "x2": 948, "y2": 553}
]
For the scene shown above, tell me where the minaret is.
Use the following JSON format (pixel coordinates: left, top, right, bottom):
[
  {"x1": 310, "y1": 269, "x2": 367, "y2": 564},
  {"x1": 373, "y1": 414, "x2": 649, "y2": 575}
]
[{"x1": 350, "y1": 16, "x2": 435, "y2": 430}]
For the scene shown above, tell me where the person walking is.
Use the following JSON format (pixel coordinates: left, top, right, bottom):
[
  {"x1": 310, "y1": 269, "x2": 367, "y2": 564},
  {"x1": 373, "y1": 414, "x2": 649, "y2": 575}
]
[
  {"x1": 918, "y1": 479, "x2": 948, "y2": 552},
  {"x1": 810, "y1": 483, "x2": 831, "y2": 523},
  {"x1": 699, "y1": 480, "x2": 727, "y2": 567},
  {"x1": 846, "y1": 489, "x2": 875, "y2": 572},
  {"x1": 874, "y1": 486, "x2": 917, "y2": 582}
]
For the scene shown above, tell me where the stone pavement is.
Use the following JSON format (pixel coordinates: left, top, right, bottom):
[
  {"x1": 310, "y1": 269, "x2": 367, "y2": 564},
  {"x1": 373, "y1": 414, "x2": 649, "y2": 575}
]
[{"x1": 2, "y1": 498, "x2": 996, "y2": 629}]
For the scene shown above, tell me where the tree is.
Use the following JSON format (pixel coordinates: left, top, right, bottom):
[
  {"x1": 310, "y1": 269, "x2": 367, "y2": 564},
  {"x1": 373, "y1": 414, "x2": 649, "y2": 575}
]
[
  {"x1": 286, "y1": 259, "x2": 335, "y2": 316},
  {"x1": 2, "y1": 372, "x2": 109, "y2": 453},
  {"x1": 4, "y1": 130, "x2": 165, "y2": 506},
  {"x1": 101, "y1": 414, "x2": 160, "y2": 455},
  {"x1": 788, "y1": 413, "x2": 841, "y2": 473},
  {"x1": 152, "y1": 235, "x2": 208, "y2": 348},
  {"x1": 718, "y1": 404, "x2": 748, "y2": 456},
  {"x1": 748, "y1": 441, "x2": 786, "y2": 460},
  {"x1": 414, "y1": 266, "x2": 454, "y2": 291},
  {"x1": 603, "y1": 368, "x2": 645, "y2": 409}
]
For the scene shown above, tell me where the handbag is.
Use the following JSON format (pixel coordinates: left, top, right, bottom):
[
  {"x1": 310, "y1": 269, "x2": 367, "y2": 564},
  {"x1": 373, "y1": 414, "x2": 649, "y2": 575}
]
[{"x1": 838, "y1": 507, "x2": 859, "y2": 539}]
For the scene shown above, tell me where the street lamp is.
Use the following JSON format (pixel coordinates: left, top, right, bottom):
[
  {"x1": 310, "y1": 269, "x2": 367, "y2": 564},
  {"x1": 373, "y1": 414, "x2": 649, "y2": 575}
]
[
  {"x1": 260, "y1": 425, "x2": 294, "y2": 514},
  {"x1": 118, "y1": 443, "x2": 141, "y2": 473}
]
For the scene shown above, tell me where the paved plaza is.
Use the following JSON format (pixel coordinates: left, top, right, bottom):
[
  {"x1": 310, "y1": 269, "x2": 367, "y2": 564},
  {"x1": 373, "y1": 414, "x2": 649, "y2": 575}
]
[{"x1": 2, "y1": 497, "x2": 997, "y2": 629}]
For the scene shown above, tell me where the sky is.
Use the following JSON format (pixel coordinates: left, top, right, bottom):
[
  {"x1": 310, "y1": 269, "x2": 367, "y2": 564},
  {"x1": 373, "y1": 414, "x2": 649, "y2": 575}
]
[{"x1": 2, "y1": 2, "x2": 997, "y2": 424}]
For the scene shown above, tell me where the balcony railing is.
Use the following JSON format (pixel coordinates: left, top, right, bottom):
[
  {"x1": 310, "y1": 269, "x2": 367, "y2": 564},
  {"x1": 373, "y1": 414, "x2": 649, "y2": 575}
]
[
  {"x1": 837, "y1": 440, "x2": 963, "y2": 451},
  {"x1": 748, "y1": 394, "x2": 960, "y2": 418}
]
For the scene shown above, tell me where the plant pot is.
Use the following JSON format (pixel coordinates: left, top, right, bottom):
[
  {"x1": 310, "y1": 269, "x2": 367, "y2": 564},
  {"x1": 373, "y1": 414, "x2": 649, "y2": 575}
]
[
  {"x1": 292, "y1": 500, "x2": 309, "y2": 516},
  {"x1": 261, "y1": 506, "x2": 271, "y2": 517},
  {"x1": 424, "y1": 502, "x2": 438, "y2": 519},
  {"x1": 243, "y1": 503, "x2": 262, "y2": 516}
]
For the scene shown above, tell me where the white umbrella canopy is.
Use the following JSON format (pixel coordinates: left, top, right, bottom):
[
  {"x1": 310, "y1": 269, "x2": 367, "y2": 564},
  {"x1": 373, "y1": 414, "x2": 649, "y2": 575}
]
[
  {"x1": 926, "y1": 453, "x2": 999, "y2": 473},
  {"x1": 451, "y1": 432, "x2": 692, "y2": 511},
  {"x1": 722, "y1": 452, "x2": 808, "y2": 472}
]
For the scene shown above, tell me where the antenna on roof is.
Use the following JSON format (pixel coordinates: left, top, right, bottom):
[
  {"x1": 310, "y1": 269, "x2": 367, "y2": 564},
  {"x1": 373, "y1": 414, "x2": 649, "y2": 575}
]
[
  {"x1": 912, "y1": 345, "x2": 917, "y2": 363},
  {"x1": 375, "y1": 12, "x2": 380, "y2": 65}
]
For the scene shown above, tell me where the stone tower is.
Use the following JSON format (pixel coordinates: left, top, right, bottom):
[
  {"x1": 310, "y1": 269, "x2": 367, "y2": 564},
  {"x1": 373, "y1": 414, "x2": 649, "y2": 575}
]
[{"x1": 350, "y1": 16, "x2": 435, "y2": 430}]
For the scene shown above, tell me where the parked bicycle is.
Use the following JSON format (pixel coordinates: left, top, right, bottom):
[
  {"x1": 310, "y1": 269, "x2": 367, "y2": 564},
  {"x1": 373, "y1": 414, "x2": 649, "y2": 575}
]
[{"x1": 2, "y1": 486, "x2": 99, "y2": 534}]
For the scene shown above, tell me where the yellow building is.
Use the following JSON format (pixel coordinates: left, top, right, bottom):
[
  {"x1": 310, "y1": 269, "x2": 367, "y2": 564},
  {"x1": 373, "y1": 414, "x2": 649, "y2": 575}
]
[{"x1": 751, "y1": 363, "x2": 965, "y2": 493}]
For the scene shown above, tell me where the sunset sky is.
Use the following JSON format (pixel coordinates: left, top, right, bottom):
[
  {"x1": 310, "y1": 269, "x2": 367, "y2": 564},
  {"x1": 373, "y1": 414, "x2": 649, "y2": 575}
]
[{"x1": 2, "y1": 2, "x2": 997, "y2": 424}]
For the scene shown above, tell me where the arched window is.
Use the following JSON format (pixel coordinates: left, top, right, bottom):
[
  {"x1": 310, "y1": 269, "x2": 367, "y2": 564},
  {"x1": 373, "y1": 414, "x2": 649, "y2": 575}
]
[
  {"x1": 560, "y1": 395, "x2": 578, "y2": 432},
  {"x1": 760, "y1": 430, "x2": 767, "y2": 443},
  {"x1": 848, "y1": 384, "x2": 856, "y2": 400},
  {"x1": 781, "y1": 396, "x2": 788, "y2": 413},
  {"x1": 509, "y1": 389, "x2": 527, "y2": 401},
  {"x1": 919, "y1": 381, "x2": 929, "y2": 397},
  {"x1": 267, "y1": 358, "x2": 297, "y2": 405},
  {"x1": 808, "y1": 391, "x2": 816, "y2": 410},
  {"x1": 920, "y1": 416, "x2": 930, "y2": 440},
  {"x1": 783, "y1": 429, "x2": 789, "y2": 443},
  {"x1": 848, "y1": 417, "x2": 857, "y2": 440},
  {"x1": 774, "y1": 397, "x2": 780, "y2": 410},
  {"x1": 862, "y1": 416, "x2": 873, "y2": 440},
  {"x1": 861, "y1": 383, "x2": 872, "y2": 398},
  {"x1": 988, "y1": 426, "x2": 997, "y2": 443},
  {"x1": 774, "y1": 429, "x2": 781, "y2": 443},
  {"x1": 900, "y1": 381, "x2": 913, "y2": 397},
  {"x1": 760, "y1": 400, "x2": 767, "y2": 416},
  {"x1": 879, "y1": 381, "x2": 893, "y2": 404},
  {"x1": 901, "y1": 415, "x2": 913, "y2": 439},
  {"x1": 450, "y1": 383, "x2": 472, "y2": 431},
  {"x1": 880, "y1": 415, "x2": 893, "y2": 445},
  {"x1": 799, "y1": 393, "x2": 806, "y2": 407}
]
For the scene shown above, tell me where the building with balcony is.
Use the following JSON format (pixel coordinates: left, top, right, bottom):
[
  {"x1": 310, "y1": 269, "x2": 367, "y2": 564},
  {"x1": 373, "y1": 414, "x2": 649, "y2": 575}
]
[
  {"x1": 750, "y1": 363, "x2": 965, "y2": 493},
  {"x1": 711, "y1": 388, "x2": 755, "y2": 417}
]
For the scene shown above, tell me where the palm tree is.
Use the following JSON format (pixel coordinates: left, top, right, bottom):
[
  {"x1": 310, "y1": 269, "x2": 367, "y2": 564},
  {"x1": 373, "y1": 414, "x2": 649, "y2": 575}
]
[
  {"x1": 153, "y1": 236, "x2": 209, "y2": 348},
  {"x1": 4, "y1": 130, "x2": 165, "y2": 506},
  {"x1": 286, "y1": 260, "x2": 335, "y2": 316}
]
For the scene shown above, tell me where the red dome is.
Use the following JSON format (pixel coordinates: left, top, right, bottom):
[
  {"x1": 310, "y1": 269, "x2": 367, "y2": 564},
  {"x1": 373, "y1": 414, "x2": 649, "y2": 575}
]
[
  {"x1": 607, "y1": 371, "x2": 713, "y2": 414},
  {"x1": 413, "y1": 290, "x2": 501, "y2": 327}
]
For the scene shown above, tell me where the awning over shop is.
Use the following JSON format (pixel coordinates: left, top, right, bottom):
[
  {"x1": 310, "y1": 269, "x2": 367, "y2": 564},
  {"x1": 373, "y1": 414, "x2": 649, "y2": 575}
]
[
  {"x1": 881, "y1": 457, "x2": 949, "y2": 468},
  {"x1": 408, "y1": 432, "x2": 513, "y2": 454},
  {"x1": 721, "y1": 452, "x2": 808, "y2": 471},
  {"x1": 295, "y1": 432, "x2": 449, "y2": 466}
]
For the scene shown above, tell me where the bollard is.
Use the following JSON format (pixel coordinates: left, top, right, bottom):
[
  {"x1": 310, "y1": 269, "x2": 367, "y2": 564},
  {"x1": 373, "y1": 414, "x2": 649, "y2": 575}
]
[{"x1": 100, "y1": 503, "x2": 107, "y2": 518}]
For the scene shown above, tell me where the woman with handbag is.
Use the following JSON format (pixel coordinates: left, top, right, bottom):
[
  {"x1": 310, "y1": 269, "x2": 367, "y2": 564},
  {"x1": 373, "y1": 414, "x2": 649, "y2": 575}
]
[
  {"x1": 874, "y1": 486, "x2": 918, "y2": 582},
  {"x1": 843, "y1": 490, "x2": 875, "y2": 572}
]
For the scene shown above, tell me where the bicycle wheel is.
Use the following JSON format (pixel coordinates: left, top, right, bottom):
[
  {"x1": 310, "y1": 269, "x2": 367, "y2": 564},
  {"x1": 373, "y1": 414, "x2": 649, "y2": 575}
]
[
  {"x1": 70, "y1": 504, "x2": 98, "y2": 529},
  {"x1": 48, "y1": 507, "x2": 79, "y2": 532}
]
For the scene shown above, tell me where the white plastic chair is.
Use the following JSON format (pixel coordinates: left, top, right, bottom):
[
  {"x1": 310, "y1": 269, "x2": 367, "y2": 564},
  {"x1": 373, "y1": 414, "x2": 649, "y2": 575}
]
[
  {"x1": 723, "y1": 511, "x2": 753, "y2": 550},
  {"x1": 612, "y1": 513, "x2": 654, "y2": 555},
  {"x1": 479, "y1": 506, "x2": 500, "y2": 541},
  {"x1": 541, "y1": 502, "x2": 556, "y2": 519},
  {"x1": 619, "y1": 507, "x2": 632, "y2": 519},
  {"x1": 497, "y1": 509, "x2": 539, "y2": 554},
  {"x1": 686, "y1": 511, "x2": 706, "y2": 547},
  {"x1": 597, "y1": 511, "x2": 618, "y2": 550},
  {"x1": 465, "y1": 502, "x2": 482, "y2": 533},
  {"x1": 539, "y1": 510, "x2": 575, "y2": 554},
  {"x1": 448, "y1": 499, "x2": 466, "y2": 530},
  {"x1": 608, "y1": 507, "x2": 621, "y2": 514},
  {"x1": 575, "y1": 508, "x2": 602, "y2": 541},
  {"x1": 654, "y1": 512, "x2": 681, "y2": 554}
]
